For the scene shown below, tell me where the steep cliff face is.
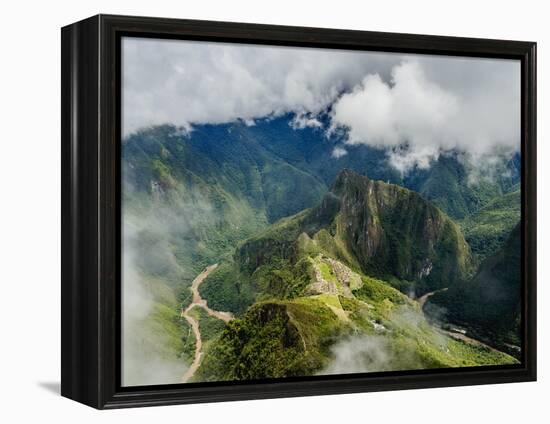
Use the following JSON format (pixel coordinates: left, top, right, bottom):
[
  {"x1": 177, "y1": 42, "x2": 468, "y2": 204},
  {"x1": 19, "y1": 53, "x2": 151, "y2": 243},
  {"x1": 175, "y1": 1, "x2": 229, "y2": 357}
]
[
  {"x1": 331, "y1": 170, "x2": 472, "y2": 293},
  {"x1": 236, "y1": 169, "x2": 472, "y2": 295}
]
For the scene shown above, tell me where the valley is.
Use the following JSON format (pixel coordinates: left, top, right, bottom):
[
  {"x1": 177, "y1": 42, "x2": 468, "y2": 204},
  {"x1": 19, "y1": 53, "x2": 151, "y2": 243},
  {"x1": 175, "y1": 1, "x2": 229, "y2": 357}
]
[{"x1": 121, "y1": 118, "x2": 522, "y2": 385}]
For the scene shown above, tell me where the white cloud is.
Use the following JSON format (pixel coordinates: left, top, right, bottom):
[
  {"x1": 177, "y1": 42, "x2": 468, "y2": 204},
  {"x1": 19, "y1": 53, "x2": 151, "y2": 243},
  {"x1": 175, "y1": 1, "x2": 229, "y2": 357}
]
[
  {"x1": 330, "y1": 59, "x2": 520, "y2": 172},
  {"x1": 331, "y1": 146, "x2": 348, "y2": 158},
  {"x1": 321, "y1": 335, "x2": 395, "y2": 375},
  {"x1": 122, "y1": 216, "x2": 188, "y2": 386},
  {"x1": 290, "y1": 112, "x2": 323, "y2": 129},
  {"x1": 122, "y1": 37, "x2": 400, "y2": 135},
  {"x1": 123, "y1": 37, "x2": 520, "y2": 172}
]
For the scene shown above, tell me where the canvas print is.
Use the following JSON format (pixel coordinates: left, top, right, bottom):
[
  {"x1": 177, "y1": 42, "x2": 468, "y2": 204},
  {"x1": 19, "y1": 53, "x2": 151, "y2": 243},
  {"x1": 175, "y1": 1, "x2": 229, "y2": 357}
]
[{"x1": 121, "y1": 37, "x2": 522, "y2": 387}]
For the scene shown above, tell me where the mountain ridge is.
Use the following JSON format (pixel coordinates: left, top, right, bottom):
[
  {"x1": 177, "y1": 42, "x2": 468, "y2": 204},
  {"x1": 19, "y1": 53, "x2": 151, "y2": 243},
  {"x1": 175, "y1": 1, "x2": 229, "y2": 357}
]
[
  {"x1": 195, "y1": 170, "x2": 517, "y2": 381},
  {"x1": 234, "y1": 169, "x2": 472, "y2": 298},
  {"x1": 120, "y1": 119, "x2": 522, "y2": 383}
]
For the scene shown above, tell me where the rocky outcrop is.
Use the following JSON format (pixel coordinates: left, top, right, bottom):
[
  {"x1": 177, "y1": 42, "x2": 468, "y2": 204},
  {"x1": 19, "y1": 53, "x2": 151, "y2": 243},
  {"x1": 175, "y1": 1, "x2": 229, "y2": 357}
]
[
  {"x1": 330, "y1": 170, "x2": 472, "y2": 292},
  {"x1": 236, "y1": 169, "x2": 472, "y2": 295}
]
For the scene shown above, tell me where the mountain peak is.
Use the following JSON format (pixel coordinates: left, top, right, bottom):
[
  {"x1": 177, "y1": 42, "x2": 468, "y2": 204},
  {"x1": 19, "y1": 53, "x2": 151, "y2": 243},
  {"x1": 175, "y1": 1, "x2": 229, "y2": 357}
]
[
  {"x1": 325, "y1": 169, "x2": 471, "y2": 292},
  {"x1": 334, "y1": 168, "x2": 368, "y2": 182},
  {"x1": 238, "y1": 168, "x2": 472, "y2": 295},
  {"x1": 332, "y1": 168, "x2": 371, "y2": 195}
]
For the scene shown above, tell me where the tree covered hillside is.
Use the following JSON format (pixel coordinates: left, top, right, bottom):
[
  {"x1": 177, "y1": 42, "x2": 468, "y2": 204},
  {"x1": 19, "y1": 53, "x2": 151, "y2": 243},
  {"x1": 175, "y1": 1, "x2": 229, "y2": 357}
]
[
  {"x1": 426, "y1": 223, "x2": 522, "y2": 356},
  {"x1": 195, "y1": 170, "x2": 518, "y2": 380},
  {"x1": 121, "y1": 118, "x2": 521, "y2": 384}
]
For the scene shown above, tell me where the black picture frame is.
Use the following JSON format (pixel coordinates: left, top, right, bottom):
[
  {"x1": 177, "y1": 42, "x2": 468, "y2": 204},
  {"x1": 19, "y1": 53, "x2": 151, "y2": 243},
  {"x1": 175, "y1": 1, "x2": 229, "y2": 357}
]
[{"x1": 61, "y1": 14, "x2": 537, "y2": 409}]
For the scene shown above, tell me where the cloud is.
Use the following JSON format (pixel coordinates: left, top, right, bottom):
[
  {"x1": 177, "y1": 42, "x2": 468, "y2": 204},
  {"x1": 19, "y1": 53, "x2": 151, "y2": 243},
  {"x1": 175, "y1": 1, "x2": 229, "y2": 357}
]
[
  {"x1": 321, "y1": 305, "x2": 451, "y2": 375},
  {"x1": 322, "y1": 335, "x2": 396, "y2": 375},
  {"x1": 331, "y1": 146, "x2": 348, "y2": 158},
  {"x1": 330, "y1": 59, "x2": 520, "y2": 172},
  {"x1": 123, "y1": 38, "x2": 520, "y2": 173},
  {"x1": 121, "y1": 216, "x2": 189, "y2": 386},
  {"x1": 290, "y1": 112, "x2": 323, "y2": 129},
  {"x1": 122, "y1": 37, "x2": 400, "y2": 135}
]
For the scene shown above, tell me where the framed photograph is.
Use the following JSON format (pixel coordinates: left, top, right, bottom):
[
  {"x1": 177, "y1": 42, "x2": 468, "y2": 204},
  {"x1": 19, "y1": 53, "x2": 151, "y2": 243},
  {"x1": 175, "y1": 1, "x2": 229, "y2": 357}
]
[{"x1": 61, "y1": 14, "x2": 536, "y2": 409}]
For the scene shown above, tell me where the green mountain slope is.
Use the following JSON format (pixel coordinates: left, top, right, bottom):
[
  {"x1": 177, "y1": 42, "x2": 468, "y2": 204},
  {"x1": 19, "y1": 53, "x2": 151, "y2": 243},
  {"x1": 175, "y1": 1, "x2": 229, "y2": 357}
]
[
  {"x1": 194, "y1": 170, "x2": 517, "y2": 381},
  {"x1": 245, "y1": 117, "x2": 520, "y2": 223},
  {"x1": 426, "y1": 223, "x2": 521, "y2": 355},
  {"x1": 121, "y1": 119, "x2": 521, "y2": 383},
  {"x1": 231, "y1": 170, "x2": 472, "y2": 298},
  {"x1": 123, "y1": 121, "x2": 519, "y2": 282},
  {"x1": 404, "y1": 153, "x2": 520, "y2": 220},
  {"x1": 197, "y1": 240, "x2": 515, "y2": 382},
  {"x1": 126, "y1": 118, "x2": 520, "y2": 226},
  {"x1": 461, "y1": 190, "x2": 520, "y2": 261},
  {"x1": 122, "y1": 123, "x2": 333, "y2": 283}
]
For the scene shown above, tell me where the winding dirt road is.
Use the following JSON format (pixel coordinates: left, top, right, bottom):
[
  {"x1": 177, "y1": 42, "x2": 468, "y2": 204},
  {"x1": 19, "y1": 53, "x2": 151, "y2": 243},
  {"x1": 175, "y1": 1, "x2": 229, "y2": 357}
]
[{"x1": 180, "y1": 264, "x2": 233, "y2": 383}]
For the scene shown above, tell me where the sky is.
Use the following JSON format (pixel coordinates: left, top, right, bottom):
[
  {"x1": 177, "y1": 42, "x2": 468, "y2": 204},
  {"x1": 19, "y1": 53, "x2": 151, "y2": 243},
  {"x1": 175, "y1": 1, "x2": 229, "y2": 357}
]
[{"x1": 122, "y1": 37, "x2": 520, "y2": 172}]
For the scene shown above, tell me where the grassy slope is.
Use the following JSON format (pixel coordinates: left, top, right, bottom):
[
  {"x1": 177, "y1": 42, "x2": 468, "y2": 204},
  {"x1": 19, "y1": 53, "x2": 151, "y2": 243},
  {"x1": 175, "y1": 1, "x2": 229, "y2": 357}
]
[
  {"x1": 461, "y1": 190, "x2": 520, "y2": 262},
  {"x1": 196, "y1": 247, "x2": 516, "y2": 382}
]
